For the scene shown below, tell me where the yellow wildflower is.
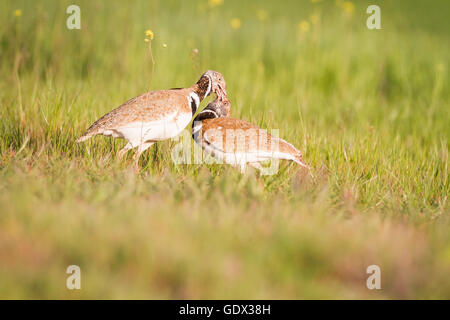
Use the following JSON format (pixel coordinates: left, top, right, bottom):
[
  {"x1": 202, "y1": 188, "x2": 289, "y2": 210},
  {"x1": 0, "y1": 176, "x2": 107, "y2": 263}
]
[
  {"x1": 257, "y1": 9, "x2": 268, "y2": 22},
  {"x1": 144, "y1": 39, "x2": 150, "y2": 43},
  {"x1": 342, "y1": 1, "x2": 355, "y2": 15},
  {"x1": 162, "y1": 43, "x2": 167, "y2": 48},
  {"x1": 230, "y1": 18, "x2": 242, "y2": 30},
  {"x1": 208, "y1": 0, "x2": 223, "y2": 8},
  {"x1": 298, "y1": 20, "x2": 310, "y2": 33},
  {"x1": 14, "y1": 9, "x2": 22, "y2": 17},
  {"x1": 145, "y1": 29, "x2": 154, "y2": 40}
]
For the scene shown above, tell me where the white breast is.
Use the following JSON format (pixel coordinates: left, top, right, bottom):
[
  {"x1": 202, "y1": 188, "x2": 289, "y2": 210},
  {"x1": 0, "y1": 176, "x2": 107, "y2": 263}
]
[{"x1": 110, "y1": 112, "x2": 192, "y2": 147}]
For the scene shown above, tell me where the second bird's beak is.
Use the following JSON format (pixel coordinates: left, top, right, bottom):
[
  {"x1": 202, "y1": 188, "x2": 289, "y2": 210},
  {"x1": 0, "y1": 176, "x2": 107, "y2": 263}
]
[{"x1": 217, "y1": 84, "x2": 227, "y2": 101}]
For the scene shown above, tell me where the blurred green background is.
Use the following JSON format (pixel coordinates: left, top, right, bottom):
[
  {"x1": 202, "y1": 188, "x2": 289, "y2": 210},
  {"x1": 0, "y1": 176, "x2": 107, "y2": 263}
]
[{"x1": 0, "y1": 0, "x2": 449, "y2": 299}]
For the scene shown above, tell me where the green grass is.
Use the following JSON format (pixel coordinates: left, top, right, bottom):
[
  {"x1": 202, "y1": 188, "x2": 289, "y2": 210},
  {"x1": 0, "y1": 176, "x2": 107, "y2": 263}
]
[{"x1": 0, "y1": 0, "x2": 449, "y2": 299}]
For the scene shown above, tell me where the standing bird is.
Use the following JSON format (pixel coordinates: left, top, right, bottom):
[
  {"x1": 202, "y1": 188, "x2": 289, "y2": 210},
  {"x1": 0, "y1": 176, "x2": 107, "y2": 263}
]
[
  {"x1": 76, "y1": 70, "x2": 227, "y2": 164},
  {"x1": 192, "y1": 97, "x2": 310, "y2": 173}
]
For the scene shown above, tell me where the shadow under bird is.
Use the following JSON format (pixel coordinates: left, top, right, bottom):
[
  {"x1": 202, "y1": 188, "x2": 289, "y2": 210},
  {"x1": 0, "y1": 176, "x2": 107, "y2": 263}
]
[
  {"x1": 192, "y1": 96, "x2": 310, "y2": 173},
  {"x1": 76, "y1": 70, "x2": 227, "y2": 163}
]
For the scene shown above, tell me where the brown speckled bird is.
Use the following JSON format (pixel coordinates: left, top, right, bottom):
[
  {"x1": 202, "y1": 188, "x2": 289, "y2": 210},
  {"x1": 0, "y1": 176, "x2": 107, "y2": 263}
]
[
  {"x1": 77, "y1": 70, "x2": 227, "y2": 163},
  {"x1": 192, "y1": 97, "x2": 309, "y2": 173}
]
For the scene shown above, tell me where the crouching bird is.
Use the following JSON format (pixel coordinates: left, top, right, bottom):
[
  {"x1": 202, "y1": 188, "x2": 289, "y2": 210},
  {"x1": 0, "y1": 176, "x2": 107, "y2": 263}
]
[
  {"x1": 76, "y1": 70, "x2": 227, "y2": 165},
  {"x1": 192, "y1": 97, "x2": 310, "y2": 173}
]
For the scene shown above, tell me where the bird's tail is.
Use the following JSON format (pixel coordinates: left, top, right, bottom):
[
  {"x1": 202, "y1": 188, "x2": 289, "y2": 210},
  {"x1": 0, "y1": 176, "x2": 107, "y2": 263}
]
[
  {"x1": 76, "y1": 134, "x2": 91, "y2": 143},
  {"x1": 293, "y1": 155, "x2": 311, "y2": 170}
]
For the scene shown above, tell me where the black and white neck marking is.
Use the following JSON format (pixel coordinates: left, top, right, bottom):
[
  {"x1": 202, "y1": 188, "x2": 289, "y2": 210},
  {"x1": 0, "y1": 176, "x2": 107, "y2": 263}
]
[
  {"x1": 189, "y1": 92, "x2": 200, "y2": 116},
  {"x1": 193, "y1": 106, "x2": 220, "y2": 122},
  {"x1": 195, "y1": 75, "x2": 212, "y2": 100},
  {"x1": 192, "y1": 104, "x2": 221, "y2": 138}
]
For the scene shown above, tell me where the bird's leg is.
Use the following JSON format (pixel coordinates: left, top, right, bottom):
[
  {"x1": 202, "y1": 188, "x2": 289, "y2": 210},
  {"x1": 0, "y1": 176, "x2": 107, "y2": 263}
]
[
  {"x1": 117, "y1": 142, "x2": 134, "y2": 160},
  {"x1": 133, "y1": 142, "x2": 154, "y2": 167}
]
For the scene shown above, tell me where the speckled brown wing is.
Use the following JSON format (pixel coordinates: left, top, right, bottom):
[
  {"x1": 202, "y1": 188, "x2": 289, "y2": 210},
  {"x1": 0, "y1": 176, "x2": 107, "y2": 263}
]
[
  {"x1": 77, "y1": 89, "x2": 192, "y2": 141},
  {"x1": 201, "y1": 117, "x2": 303, "y2": 158}
]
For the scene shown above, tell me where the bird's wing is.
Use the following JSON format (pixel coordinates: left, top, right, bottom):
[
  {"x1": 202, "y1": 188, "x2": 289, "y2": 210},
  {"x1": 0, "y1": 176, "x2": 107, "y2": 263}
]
[
  {"x1": 79, "y1": 89, "x2": 191, "y2": 138},
  {"x1": 202, "y1": 118, "x2": 266, "y2": 153},
  {"x1": 202, "y1": 117, "x2": 303, "y2": 158}
]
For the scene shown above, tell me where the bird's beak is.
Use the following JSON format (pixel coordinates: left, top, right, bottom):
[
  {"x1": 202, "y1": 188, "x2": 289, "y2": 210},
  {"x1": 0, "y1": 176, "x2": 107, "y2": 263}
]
[{"x1": 217, "y1": 84, "x2": 227, "y2": 101}]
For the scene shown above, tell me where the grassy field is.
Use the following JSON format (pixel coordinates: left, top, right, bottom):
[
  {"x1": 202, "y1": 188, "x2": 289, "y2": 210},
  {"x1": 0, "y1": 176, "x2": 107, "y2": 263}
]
[{"x1": 0, "y1": 0, "x2": 449, "y2": 299}]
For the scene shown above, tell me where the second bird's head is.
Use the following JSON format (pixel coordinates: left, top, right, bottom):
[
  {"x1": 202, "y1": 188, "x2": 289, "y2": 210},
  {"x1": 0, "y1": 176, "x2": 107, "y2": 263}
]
[
  {"x1": 204, "y1": 97, "x2": 231, "y2": 118},
  {"x1": 197, "y1": 70, "x2": 227, "y2": 101}
]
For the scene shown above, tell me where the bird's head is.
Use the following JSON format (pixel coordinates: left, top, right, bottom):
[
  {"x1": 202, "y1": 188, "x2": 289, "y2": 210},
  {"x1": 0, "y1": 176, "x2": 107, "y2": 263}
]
[
  {"x1": 204, "y1": 97, "x2": 231, "y2": 118},
  {"x1": 196, "y1": 70, "x2": 227, "y2": 101}
]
